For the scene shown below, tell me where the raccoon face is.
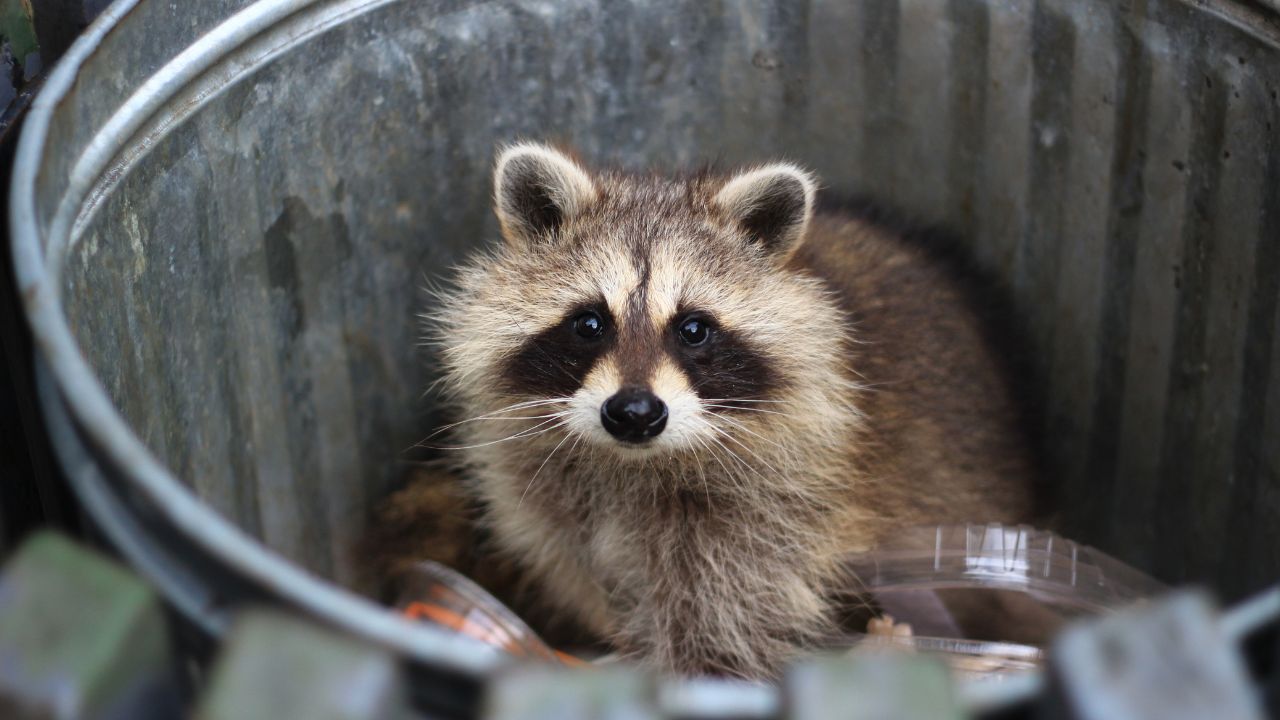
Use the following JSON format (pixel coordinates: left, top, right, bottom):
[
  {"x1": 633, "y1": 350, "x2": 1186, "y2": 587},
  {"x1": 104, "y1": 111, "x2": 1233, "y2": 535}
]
[{"x1": 439, "y1": 143, "x2": 839, "y2": 461}]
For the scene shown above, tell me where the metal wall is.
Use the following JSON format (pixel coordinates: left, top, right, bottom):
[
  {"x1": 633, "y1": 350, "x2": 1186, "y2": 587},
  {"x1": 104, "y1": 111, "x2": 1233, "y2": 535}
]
[{"x1": 24, "y1": 0, "x2": 1280, "y2": 604}]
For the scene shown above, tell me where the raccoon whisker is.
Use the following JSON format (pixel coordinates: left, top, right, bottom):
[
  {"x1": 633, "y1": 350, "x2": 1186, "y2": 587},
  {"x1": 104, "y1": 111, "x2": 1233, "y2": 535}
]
[
  {"x1": 701, "y1": 404, "x2": 793, "y2": 417},
  {"x1": 518, "y1": 429, "x2": 576, "y2": 510},
  {"x1": 719, "y1": 439, "x2": 790, "y2": 495},
  {"x1": 493, "y1": 418, "x2": 570, "y2": 446},
  {"x1": 435, "y1": 412, "x2": 573, "y2": 439},
  {"x1": 707, "y1": 414, "x2": 791, "y2": 454},
  {"x1": 844, "y1": 379, "x2": 893, "y2": 392},
  {"x1": 483, "y1": 397, "x2": 575, "y2": 414},
  {"x1": 420, "y1": 399, "x2": 572, "y2": 437},
  {"x1": 418, "y1": 375, "x2": 451, "y2": 401},
  {"x1": 504, "y1": 396, "x2": 573, "y2": 406},
  {"x1": 645, "y1": 456, "x2": 661, "y2": 505},
  {"x1": 700, "y1": 404, "x2": 789, "y2": 413},
  {"x1": 403, "y1": 410, "x2": 573, "y2": 454},
  {"x1": 531, "y1": 429, "x2": 575, "y2": 482},
  {"x1": 689, "y1": 440, "x2": 715, "y2": 513},
  {"x1": 700, "y1": 430, "x2": 765, "y2": 492},
  {"x1": 413, "y1": 416, "x2": 566, "y2": 448},
  {"x1": 416, "y1": 417, "x2": 566, "y2": 450},
  {"x1": 703, "y1": 396, "x2": 863, "y2": 407},
  {"x1": 439, "y1": 411, "x2": 570, "y2": 431},
  {"x1": 698, "y1": 398, "x2": 790, "y2": 405},
  {"x1": 708, "y1": 425, "x2": 785, "y2": 478},
  {"x1": 693, "y1": 435, "x2": 749, "y2": 497}
]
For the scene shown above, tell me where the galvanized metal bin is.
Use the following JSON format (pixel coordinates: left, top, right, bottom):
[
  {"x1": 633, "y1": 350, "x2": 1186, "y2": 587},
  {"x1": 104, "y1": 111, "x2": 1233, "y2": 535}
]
[{"x1": 9, "y1": 0, "x2": 1280, "y2": 715}]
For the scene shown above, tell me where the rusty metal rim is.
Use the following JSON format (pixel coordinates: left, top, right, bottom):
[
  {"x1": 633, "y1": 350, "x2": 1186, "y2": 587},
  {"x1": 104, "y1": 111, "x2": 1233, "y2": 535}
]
[
  {"x1": 1207, "y1": 0, "x2": 1280, "y2": 44},
  {"x1": 9, "y1": 0, "x2": 502, "y2": 681}
]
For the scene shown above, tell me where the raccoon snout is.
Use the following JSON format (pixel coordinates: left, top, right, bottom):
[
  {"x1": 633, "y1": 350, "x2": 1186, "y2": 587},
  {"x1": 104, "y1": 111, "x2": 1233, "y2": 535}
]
[{"x1": 601, "y1": 388, "x2": 668, "y2": 442}]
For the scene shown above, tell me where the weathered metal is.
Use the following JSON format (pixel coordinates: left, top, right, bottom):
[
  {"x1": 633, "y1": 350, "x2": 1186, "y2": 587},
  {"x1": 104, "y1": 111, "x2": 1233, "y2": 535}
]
[{"x1": 8, "y1": 0, "x2": 1280, "y2": 716}]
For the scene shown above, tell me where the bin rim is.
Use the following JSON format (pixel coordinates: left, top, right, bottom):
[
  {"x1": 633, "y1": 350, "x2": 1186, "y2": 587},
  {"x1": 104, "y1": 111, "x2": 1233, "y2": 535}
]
[{"x1": 7, "y1": 0, "x2": 504, "y2": 680}]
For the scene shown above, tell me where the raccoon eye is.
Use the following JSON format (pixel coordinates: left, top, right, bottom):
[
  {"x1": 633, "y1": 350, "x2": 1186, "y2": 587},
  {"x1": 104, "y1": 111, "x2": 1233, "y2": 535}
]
[
  {"x1": 677, "y1": 316, "x2": 712, "y2": 346},
  {"x1": 574, "y1": 311, "x2": 606, "y2": 339}
]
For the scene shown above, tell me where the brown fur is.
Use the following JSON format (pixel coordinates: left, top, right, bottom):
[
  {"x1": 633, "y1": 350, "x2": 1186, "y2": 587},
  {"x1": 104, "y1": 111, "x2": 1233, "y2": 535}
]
[
  {"x1": 364, "y1": 144, "x2": 1035, "y2": 678},
  {"x1": 791, "y1": 213, "x2": 1036, "y2": 530}
]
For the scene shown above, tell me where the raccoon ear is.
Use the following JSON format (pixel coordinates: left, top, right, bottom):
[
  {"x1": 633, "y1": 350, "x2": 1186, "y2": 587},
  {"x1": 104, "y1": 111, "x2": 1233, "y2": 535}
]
[
  {"x1": 713, "y1": 163, "x2": 817, "y2": 257},
  {"x1": 493, "y1": 143, "x2": 598, "y2": 245}
]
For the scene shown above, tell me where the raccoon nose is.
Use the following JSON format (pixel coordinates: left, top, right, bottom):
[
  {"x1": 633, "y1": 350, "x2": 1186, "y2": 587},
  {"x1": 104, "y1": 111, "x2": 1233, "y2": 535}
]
[{"x1": 601, "y1": 388, "x2": 668, "y2": 442}]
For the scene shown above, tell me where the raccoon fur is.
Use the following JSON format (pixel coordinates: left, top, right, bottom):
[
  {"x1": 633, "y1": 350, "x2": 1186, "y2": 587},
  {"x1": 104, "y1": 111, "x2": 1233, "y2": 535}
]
[{"x1": 365, "y1": 142, "x2": 1036, "y2": 679}]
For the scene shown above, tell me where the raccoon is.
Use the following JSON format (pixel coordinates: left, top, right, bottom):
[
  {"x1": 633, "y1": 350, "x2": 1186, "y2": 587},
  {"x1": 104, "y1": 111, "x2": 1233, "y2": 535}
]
[{"x1": 367, "y1": 142, "x2": 1036, "y2": 678}]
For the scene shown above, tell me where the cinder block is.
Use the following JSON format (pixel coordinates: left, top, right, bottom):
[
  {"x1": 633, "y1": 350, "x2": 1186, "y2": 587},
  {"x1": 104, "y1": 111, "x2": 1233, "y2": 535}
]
[
  {"x1": 195, "y1": 610, "x2": 411, "y2": 720},
  {"x1": 0, "y1": 531, "x2": 178, "y2": 720},
  {"x1": 483, "y1": 665, "x2": 659, "y2": 720},
  {"x1": 1049, "y1": 590, "x2": 1263, "y2": 720},
  {"x1": 785, "y1": 651, "x2": 963, "y2": 720}
]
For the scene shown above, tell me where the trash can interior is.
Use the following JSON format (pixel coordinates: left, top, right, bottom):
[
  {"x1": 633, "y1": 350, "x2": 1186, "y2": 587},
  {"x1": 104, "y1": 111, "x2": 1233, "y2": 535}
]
[{"x1": 24, "y1": 0, "x2": 1280, "y2": 652}]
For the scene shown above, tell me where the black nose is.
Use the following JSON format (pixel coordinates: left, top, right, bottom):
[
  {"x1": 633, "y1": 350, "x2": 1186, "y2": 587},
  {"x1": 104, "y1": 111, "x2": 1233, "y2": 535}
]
[{"x1": 601, "y1": 388, "x2": 668, "y2": 442}]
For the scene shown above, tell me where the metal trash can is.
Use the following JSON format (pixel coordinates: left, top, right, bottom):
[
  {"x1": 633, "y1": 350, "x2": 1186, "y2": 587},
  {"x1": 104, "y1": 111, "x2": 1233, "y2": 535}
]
[{"x1": 10, "y1": 0, "x2": 1279, "y2": 715}]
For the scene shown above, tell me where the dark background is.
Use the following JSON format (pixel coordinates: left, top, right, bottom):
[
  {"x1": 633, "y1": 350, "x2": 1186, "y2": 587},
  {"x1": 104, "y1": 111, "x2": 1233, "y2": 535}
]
[{"x1": 0, "y1": 0, "x2": 111, "y2": 553}]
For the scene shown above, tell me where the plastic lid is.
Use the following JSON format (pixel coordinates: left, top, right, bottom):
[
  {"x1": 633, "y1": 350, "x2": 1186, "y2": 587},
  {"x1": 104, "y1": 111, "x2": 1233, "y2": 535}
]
[
  {"x1": 840, "y1": 524, "x2": 1167, "y2": 680},
  {"x1": 843, "y1": 523, "x2": 1166, "y2": 611},
  {"x1": 393, "y1": 561, "x2": 582, "y2": 666}
]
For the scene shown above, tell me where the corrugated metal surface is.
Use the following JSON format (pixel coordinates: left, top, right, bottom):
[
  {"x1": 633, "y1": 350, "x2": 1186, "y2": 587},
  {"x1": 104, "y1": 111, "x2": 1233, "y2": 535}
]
[{"x1": 15, "y1": 0, "x2": 1280, "y2": 643}]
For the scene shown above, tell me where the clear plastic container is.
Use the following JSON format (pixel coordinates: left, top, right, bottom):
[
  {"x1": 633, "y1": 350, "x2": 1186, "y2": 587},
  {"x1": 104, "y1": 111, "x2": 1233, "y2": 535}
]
[
  {"x1": 841, "y1": 523, "x2": 1167, "y2": 680},
  {"x1": 393, "y1": 561, "x2": 583, "y2": 666}
]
